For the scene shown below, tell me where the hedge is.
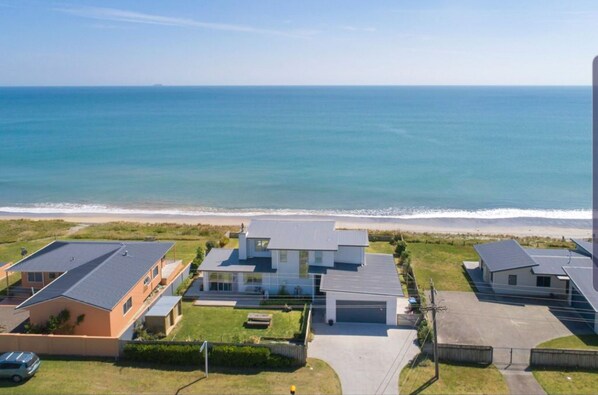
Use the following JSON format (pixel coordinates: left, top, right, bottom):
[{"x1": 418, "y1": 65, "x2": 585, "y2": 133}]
[{"x1": 123, "y1": 343, "x2": 295, "y2": 368}]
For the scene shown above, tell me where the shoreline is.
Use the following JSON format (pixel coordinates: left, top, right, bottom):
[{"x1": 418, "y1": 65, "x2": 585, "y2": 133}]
[{"x1": 0, "y1": 212, "x2": 591, "y2": 238}]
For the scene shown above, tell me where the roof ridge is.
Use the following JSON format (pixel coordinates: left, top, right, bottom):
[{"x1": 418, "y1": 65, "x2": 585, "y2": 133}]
[{"x1": 61, "y1": 245, "x2": 125, "y2": 298}]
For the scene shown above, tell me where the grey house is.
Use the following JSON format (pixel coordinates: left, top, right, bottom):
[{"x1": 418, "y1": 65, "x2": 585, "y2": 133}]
[
  {"x1": 473, "y1": 239, "x2": 598, "y2": 334},
  {"x1": 200, "y1": 220, "x2": 404, "y2": 325}
]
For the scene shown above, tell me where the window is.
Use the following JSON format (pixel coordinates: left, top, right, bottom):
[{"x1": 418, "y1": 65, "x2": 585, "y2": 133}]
[
  {"x1": 244, "y1": 274, "x2": 262, "y2": 285},
  {"x1": 143, "y1": 276, "x2": 151, "y2": 287},
  {"x1": 49, "y1": 272, "x2": 57, "y2": 279},
  {"x1": 279, "y1": 250, "x2": 288, "y2": 263},
  {"x1": 536, "y1": 276, "x2": 551, "y2": 288},
  {"x1": 255, "y1": 239, "x2": 269, "y2": 251},
  {"x1": 152, "y1": 265, "x2": 159, "y2": 278},
  {"x1": 27, "y1": 272, "x2": 42, "y2": 283},
  {"x1": 508, "y1": 275, "x2": 517, "y2": 286},
  {"x1": 123, "y1": 297, "x2": 133, "y2": 315},
  {"x1": 315, "y1": 251, "x2": 323, "y2": 264}
]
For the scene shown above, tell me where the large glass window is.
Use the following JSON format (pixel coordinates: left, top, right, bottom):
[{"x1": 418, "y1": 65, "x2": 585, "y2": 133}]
[
  {"x1": 315, "y1": 251, "x2": 323, "y2": 264},
  {"x1": 279, "y1": 250, "x2": 288, "y2": 263},
  {"x1": 508, "y1": 275, "x2": 517, "y2": 286},
  {"x1": 255, "y1": 239, "x2": 269, "y2": 251},
  {"x1": 209, "y1": 272, "x2": 234, "y2": 291},
  {"x1": 123, "y1": 297, "x2": 133, "y2": 315},
  {"x1": 27, "y1": 272, "x2": 42, "y2": 283}
]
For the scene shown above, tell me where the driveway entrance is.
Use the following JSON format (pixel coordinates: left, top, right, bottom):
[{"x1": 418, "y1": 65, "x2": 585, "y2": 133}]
[{"x1": 308, "y1": 322, "x2": 419, "y2": 395}]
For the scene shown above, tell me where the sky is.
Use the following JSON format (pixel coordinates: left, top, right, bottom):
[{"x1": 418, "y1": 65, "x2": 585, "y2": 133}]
[{"x1": 0, "y1": 0, "x2": 597, "y2": 86}]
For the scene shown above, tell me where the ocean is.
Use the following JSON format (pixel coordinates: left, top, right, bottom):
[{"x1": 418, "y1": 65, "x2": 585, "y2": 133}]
[{"x1": 0, "y1": 86, "x2": 592, "y2": 220}]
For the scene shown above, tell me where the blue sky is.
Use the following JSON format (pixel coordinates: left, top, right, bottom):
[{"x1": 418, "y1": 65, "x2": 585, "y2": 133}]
[{"x1": 0, "y1": 0, "x2": 596, "y2": 85}]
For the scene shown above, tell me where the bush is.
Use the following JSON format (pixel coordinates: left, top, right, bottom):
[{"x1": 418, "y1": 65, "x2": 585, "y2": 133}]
[
  {"x1": 205, "y1": 240, "x2": 217, "y2": 253},
  {"x1": 218, "y1": 236, "x2": 230, "y2": 248},
  {"x1": 176, "y1": 275, "x2": 193, "y2": 296},
  {"x1": 25, "y1": 309, "x2": 85, "y2": 335},
  {"x1": 190, "y1": 246, "x2": 205, "y2": 273},
  {"x1": 394, "y1": 240, "x2": 407, "y2": 256},
  {"x1": 417, "y1": 319, "x2": 433, "y2": 347},
  {"x1": 123, "y1": 343, "x2": 296, "y2": 368},
  {"x1": 123, "y1": 343, "x2": 201, "y2": 365}
]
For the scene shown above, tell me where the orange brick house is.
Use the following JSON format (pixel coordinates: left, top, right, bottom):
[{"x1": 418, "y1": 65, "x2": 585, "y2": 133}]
[{"x1": 8, "y1": 241, "x2": 174, "y2": 337}]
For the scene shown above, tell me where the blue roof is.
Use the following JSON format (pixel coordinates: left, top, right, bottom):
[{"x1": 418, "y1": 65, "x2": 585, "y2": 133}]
[
  {"x1": 16, "y1": 241, "x2": 173, "y2": 311},
  {"x1": 525, "y1": 248, "x2": 593, "y2": 275},
  {"x1": 563, "y1": 266, "x2": 598, "y2": 312},
  {"x1": 145, "y1": 296, "x2": 182, "y2": 317},
  {"x1": 571, "y1": 239, "x2": 593, "y2": 257}
]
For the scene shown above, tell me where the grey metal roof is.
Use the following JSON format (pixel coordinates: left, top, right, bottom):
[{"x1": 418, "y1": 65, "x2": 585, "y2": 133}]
[
  {"x1": 17, "y1": 241, "x2": 173, "y2": 311},
  {"x1": 200, "y1": 248, "x2": 276, "y2": 273},
  {"x1": 8, "y1": 241, "x2": 122, "y2": 273},
  {"x1": 337, "y1": 230, "x2": 369, "y2": 247},
  {"x1": 524, "y1": 248, "x2": 593, "y2": 276},
  {"x1": 474, "y1": 240, "x2": 537, "y2": 272},
  {"x1": 247, "y1": 220, "x2": 339, "y2": 250},
  {"x1": 320, "y1": 253, "x2": 403, "y2": 296},
  {"x1": 145, "y1": 296, "x2": 181, "y2": 317},
  {"x1": 571, "y1": 239, "x2": 593, "y2": 257},
  {"x1": 562, "y1": 266, "x2": 598, "y2": 312}
]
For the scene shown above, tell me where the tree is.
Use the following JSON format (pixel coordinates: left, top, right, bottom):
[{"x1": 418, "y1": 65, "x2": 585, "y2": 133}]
[
  {"x1": 205, "y1": 240, "x2": 217, "y2": 253},
  {"x1": 394, "y1": 240, "x2": 407, "y2": 256},
  {"x1": 190, "y1": 245, "x2": 205, "y2": 273}
]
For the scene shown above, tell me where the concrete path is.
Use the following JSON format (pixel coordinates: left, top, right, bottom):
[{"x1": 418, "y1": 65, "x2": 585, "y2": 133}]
[
  {"x1": 309, "y1": 322, "x2": 419, "y2": 395},
  {"x1": 500, "y1": 368, "x2": 547, "y2": 395}
]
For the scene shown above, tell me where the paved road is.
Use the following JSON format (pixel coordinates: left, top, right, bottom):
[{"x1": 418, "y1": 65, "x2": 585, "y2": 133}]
[{"x1": 308, "y1": 322, "x2": 419, "y2": 395}]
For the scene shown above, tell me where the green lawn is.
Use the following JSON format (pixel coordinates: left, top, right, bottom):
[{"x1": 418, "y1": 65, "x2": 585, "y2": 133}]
[
  {"x1": 0, "y1": 358, "x2": 340, "y2": 395},
  {"x1": 166, "y1": 304, "x2": 304, "y2": 342},
  {"x1": 399, "y1": 357, "x2": 508, "y2": 395},
  {"x1": 407, "y1": 242, "x2": 478, "y2": 292},
  {"x1": 537, "y1": 334, "x2": 598, "y2": 350},
  {"x1": 366, "y1": 241, "x2": 395, "y2": 255},
  {"x1": 533, "y1": 369, "x2": 598, "y2": 395}
]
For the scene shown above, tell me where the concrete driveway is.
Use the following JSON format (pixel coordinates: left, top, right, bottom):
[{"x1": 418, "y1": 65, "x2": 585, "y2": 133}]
[
  {"x1": 308, "y1": 323, "x2": 419, "y2": 395},
  {"x1": 435, "y1": 291, "x2": 592, "y2": 350}
]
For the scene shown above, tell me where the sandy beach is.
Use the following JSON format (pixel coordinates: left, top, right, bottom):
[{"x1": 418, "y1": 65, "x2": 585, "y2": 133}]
[{"x1": 0, "y1": 212, "x2": 591, "y2": 238}]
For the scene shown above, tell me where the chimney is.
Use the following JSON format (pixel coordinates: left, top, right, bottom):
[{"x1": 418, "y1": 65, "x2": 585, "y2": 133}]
[{"x1": 238, "y1": 223, "x2": 247, "y2": 260}]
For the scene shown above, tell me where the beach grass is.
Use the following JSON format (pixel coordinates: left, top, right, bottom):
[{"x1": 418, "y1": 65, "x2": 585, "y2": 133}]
[
  {"x1": 0, "y1": 357, "x2": 340, "y2": 395},
  {"x1": 0, "y1": 219, "x2": 72, "y2": 244},
  {"x1": 399, "y1": 356, "x2": 508, "y2": 394}
]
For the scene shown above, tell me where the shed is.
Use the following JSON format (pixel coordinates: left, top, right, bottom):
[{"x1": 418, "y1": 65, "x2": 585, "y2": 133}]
[{"x1": 145, "y1": 296, "x2": 183, "y2": 335}]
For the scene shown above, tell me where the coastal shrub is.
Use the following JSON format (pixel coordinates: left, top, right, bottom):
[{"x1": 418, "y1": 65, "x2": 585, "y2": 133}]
[
  {"x1": 123, "y1": 343, "x2": 201, "y2": 365},
  {"x1": 26, "y1": 309, "x2": 85, "y2": 335},
  {"x1": 205, "y1": 240, "x2": 217, "y2": 253},
  {"x1": 190, "y1": 245, "x2": 205, "y2": 273},
  {"x1": 399, "y1": 250, "x2": 411, "y2": 265},
  {"x1": 394, "y1": 240, "x2": 407, "y2": 256},
  {"x1": 218, "y1": 236, "x2": 230, "y2": 248}
]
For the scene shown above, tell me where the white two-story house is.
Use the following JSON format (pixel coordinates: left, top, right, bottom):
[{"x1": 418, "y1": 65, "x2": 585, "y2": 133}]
[{"x1": 200, "y1": 220, "x2": 404, "y2": 325}]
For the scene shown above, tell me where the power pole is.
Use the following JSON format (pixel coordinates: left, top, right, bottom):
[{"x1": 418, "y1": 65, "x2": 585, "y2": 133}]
[{"x1": 421, "y1": 279, "x2": 446, "y2": 380}]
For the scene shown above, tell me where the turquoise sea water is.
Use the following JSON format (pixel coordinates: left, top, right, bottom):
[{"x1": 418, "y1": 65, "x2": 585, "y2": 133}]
[{"x1": 0, "y1": 86, "x2": 591, "y2": 219}]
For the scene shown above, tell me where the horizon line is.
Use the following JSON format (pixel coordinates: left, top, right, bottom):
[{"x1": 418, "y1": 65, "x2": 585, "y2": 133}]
[{"x1": 0, "y1": 83, "x2": 592, "y2": 88}]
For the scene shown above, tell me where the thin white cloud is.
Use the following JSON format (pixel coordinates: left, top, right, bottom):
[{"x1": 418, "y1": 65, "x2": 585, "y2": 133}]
[
  {"x1": 341, "y1": 25, "x2": 376, "y2": 32},
  {"x1": 56, "y1": 6, "x2": 313, "y2": 37}
]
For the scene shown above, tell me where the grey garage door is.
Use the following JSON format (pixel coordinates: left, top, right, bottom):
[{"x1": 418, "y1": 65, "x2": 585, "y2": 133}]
[{"x1": 336, "y1": 300, "x2": 386, "y2": 323}]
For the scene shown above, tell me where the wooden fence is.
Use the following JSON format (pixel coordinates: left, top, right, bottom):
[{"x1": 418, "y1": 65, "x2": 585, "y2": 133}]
[
  {"x1": 423, "y1": 343, "x2": 493, "y2": 365},
  {"x1": 530, "y1": 348, "x2": 598, "y2": 369},
  {"x1": 0, "y1": 333, "x2": 120, "y2": 358}
]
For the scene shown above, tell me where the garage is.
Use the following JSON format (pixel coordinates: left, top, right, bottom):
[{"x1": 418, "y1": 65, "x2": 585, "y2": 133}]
[
  {"x1": 336, "y1": 300, "x2": 386, "y2": 323},
  {"x1": 319, "y1": 254, "x2": 404, "y2": 325}
]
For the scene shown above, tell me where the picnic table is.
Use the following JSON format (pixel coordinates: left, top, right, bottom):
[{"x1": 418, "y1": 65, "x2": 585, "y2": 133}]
[{"x1": 246, "y1": 313, "x2": 272, "y2": 328}]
